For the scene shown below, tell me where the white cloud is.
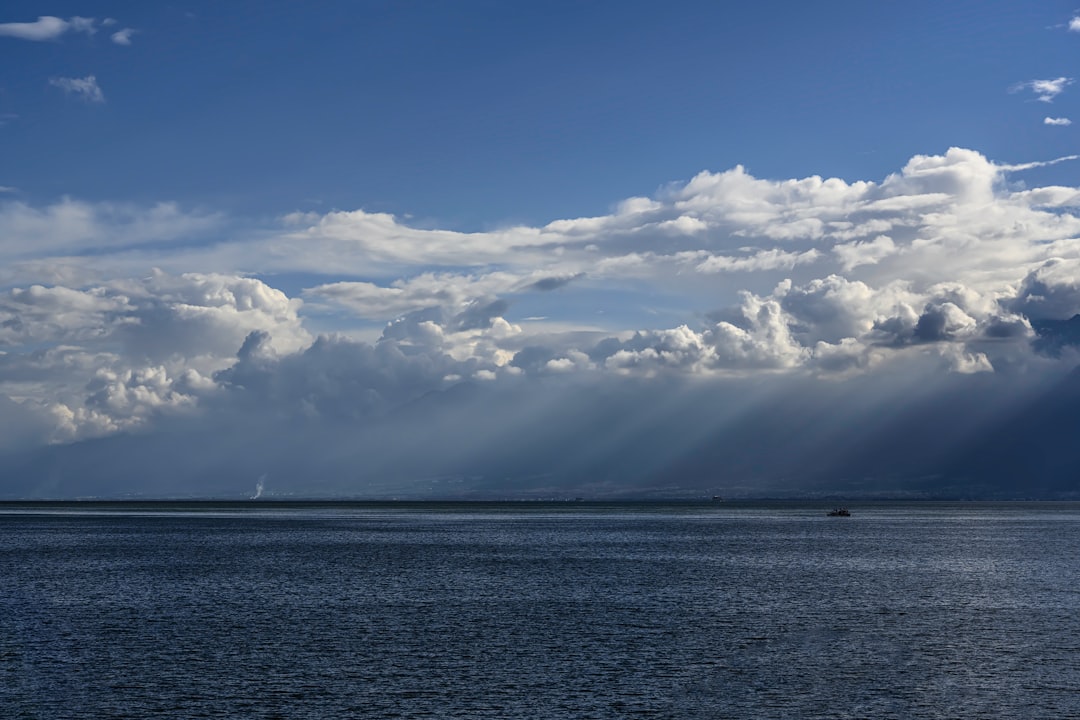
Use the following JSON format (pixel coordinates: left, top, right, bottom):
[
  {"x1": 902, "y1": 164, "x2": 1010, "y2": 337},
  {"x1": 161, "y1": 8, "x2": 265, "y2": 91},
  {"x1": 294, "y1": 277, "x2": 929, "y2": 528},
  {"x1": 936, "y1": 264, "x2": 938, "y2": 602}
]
[
  {"x1": 3, "y1": 148, "x2": 1080, "y2": 450},
  {"x1": 1070, "y1": 16, "x2": 1080, "y2": 32},
  {"x1": 49, "y1": 75, "x2": 105, "y2": 104},
  {"x1": 694, "y1": 248, "x2": 821, "y2": 273},
  {"x1": 5, "y1": 149, "x2": 1080, "y2": 500},
  {"x1": 0, "y1": 16, "x2": 71, "y2": 41},
  {"x1": 1000, "y1": 154, "x2": 1080, "y2": 172},
  {"x1": 1012, "y1": 186, "x2": 1080, "y2": 207},
  {"x1": 110, "y1": 28, "x2": 137, "y2": 45},
  {"x1": 0, "y1": 284, "x2": 132, "y2": 347},
  {"x1": 0, "y1": 15, "x2": 98, "y2": 41},
  {"x1": 67, "y1": 16, "x2": 96, "y2": 35},
  {"x1": 0, "y1": 270, "x2": 310, "y2": 441},
  {"x1": 0, "y1": 272, "x2": 309, "y2": 364},
  {"x1": 308, "y1": 272, "x2": 534, "y2": 320},
  {"x1": 196, "y1": 148, "x2": 1065, "y2": 311},
  {"x1": 0, "y1": 199, "x2": 222, "y2": 272},
  {"x1": 1044, "y1": 116, "x2": 1072, "y2": 126},
  {"x1": 274, "y1": 209, "x2": 558, "y2": 270},
  {"x1": 111, "y1": 270, "x2": 311, "y2": 363},
  {"x1": 833, "y1": 235, "x2": 897, "y2": 271},
  {"x1": 1012, "y1": 77, "x2": 1073, "y2": 103},
  {"x1": 1008, "y1": 258, "x2": 1080, "y2": 320}
]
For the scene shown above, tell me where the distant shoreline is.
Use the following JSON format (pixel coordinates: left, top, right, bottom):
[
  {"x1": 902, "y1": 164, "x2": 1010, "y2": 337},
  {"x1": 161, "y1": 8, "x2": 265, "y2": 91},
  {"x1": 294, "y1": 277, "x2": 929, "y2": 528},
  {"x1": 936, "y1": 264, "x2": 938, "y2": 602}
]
[{"x1": 3, "y1": 497, "x2": 1079, "y2": 508}]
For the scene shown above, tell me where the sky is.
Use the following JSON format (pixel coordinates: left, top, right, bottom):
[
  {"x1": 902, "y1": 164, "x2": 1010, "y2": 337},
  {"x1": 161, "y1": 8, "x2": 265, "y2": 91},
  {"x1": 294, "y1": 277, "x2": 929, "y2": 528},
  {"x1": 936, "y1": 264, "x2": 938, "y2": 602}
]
[{"x1": 1, "y1": 1, "x2": 1080, "y2": 499}]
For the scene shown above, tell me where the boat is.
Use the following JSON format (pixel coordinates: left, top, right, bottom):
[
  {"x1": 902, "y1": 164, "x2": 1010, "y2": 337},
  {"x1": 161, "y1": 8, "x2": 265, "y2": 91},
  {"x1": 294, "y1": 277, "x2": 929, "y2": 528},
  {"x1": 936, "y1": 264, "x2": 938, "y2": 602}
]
[{"x1": 827, "y1": 508, "x2": 851, "y2": 517}]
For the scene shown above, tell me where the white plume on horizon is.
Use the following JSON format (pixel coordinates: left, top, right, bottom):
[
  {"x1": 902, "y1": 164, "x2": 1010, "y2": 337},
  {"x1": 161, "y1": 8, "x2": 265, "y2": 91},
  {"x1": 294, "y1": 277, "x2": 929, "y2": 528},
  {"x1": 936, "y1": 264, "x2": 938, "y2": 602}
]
[{"x1": 252, "y1": 474, "x2": 266, "y2": 499}]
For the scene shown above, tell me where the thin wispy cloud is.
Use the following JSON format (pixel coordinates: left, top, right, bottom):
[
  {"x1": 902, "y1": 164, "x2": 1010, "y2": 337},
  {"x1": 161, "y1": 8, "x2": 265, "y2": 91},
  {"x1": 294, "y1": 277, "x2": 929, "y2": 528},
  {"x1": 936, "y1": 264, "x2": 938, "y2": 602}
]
[
  {"x1": 1045, "y1": 117, "x2": 1073, "y2": 126},
  {"x1": 0, "y1": 15, "x2": 96, "y2": 41},
  {"x1": 1012, "y1": 77, "x2": 1074, "y2": 103},
  {"x1": 67, "y1": 17, "x2": 96, "y2": 36},
  {"x1": 49, "y1": 75, "x2": 105, "y2": 104},
  {"x1": 1001, "y1": 153, "x2": 1080, "y2": 171}
]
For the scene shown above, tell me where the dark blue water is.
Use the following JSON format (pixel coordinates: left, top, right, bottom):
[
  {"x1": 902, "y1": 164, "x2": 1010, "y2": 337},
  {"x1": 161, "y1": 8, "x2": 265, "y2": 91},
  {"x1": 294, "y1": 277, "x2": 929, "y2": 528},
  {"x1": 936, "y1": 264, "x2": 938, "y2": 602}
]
[{"x1": 3, "y1": 501, "x2": 1080, "y2": 718}]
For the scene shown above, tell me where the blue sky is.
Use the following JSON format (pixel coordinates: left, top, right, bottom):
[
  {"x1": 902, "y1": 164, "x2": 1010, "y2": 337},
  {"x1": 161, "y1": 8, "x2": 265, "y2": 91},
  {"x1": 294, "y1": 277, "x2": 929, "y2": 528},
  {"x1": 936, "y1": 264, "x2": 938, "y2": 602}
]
[
  {"x1": 3, "y1": 1, "x2": 1076, "y2": 225},
  {"x1": 2, "y1": 2, "x2": 1080, "y2": 498}
]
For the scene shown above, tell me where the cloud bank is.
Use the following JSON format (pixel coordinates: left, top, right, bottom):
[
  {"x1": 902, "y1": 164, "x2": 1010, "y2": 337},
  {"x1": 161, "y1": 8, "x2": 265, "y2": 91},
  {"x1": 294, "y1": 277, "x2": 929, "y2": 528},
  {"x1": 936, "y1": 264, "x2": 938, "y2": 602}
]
[{"x1": 4, "y1": 148, "x2": 1080, "y2": 498}]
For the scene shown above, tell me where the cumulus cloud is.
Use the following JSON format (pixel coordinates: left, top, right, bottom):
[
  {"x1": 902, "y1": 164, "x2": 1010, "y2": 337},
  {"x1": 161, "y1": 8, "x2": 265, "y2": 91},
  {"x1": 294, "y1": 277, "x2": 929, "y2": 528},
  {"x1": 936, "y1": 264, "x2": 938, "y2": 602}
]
[
  {"x1": 1045, "y1": 117, "x2": 1072, "y2": 126},
  {"x1": 4, "y1": 148, "x2": 1080, "y2": 497},
  {"x1": 0, "y1": 270, "x2": 309, "y2": 442},
  {"x1": 189, "y1": 148, "x2": 1069, "y2": 332},
  {"x1": 1070, "y1": 16, "x2": 1080, "y2": 32},
  {"x1": 379, "y1": 150, "x2": 1071, "y2": 376},
  {"x1": 49, "y1": 75, "x2": 105, "y2": 104},
  {"x1": 1008, "y1": 258, "x2": 1080, "y2": 320},
  {"x1": 112, "y1": 270, "x2": 311, "y2": 362}
]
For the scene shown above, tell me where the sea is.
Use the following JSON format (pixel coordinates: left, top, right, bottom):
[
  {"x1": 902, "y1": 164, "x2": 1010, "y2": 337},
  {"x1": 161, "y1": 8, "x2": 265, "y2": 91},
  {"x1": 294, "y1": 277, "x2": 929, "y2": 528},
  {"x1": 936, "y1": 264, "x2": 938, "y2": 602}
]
[{"x1": 3, "y1": 501, "x2": 1080, "y2": 719}]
